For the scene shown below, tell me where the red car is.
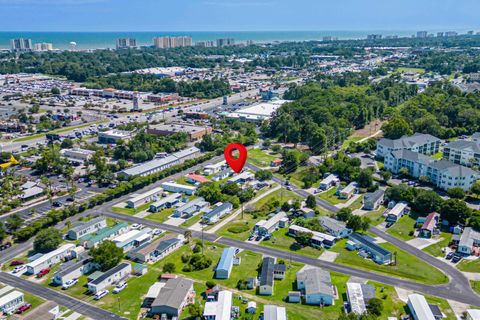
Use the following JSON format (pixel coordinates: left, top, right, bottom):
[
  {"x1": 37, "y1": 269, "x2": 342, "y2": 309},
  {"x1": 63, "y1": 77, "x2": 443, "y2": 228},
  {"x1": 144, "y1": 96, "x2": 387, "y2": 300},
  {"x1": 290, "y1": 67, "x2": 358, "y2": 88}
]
[
  {"x1": 10, "y1": 260, "x2": 25, "y2": 266},
  {"x1": 36, "y1": 268, "x2": 50, "y2": 278},
  {"x1": 16, "y1": 304, "x2": 32, "y2": 314}
]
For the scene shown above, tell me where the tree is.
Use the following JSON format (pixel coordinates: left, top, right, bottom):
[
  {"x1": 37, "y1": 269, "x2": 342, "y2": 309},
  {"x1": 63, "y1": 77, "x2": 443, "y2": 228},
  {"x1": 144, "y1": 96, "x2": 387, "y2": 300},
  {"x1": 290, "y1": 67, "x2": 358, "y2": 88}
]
[
  {"x1": 306, "y1": 195, "x2": 316, "y2": 209},
  {"x1": 60, "y1": 138, "x2": 74, "y2": 149},
  {"x1": 381, "y1": 116, "x2": 412, "y2": 139},
  {"x1": 255, "y1": 170, "x2": 273, "y2": 181},
  {"x1": 346, "y1": 215, "x2": 368, "y2": 232},
  {"x1": 163, "y1": 262, "x2": 176, "y2": 273},
  {"x1": 220, "y1": 182, "x2": 240, "y2": 196},
  {"x1": 6, "y1": 214, "x2": 23, "y2": 232},
  {"x1": 33, "y1": 228, "x2": 62, "y2": 253},
  {"x1": 367, "y1": 298, "x2": 383, "y2": 316},
  {"x1": 90, "y1": 240, "x2": 124, "y2": 271},
  {"x1": 411, "y1": 190, "x2": 442, "y2": 213},
  {"x1": 440, "y1": 199, "x2": 471, "y2": 225},
  {"x1": 399, "y1": 167, "x2": 410, "y2": 177},
  {"x1": 184, "y1": 230, "x2": 192, "y2": 243},
  {"x1": 206, "y1": 280, "x2": 216, "y2": 289},
  {"x1": 187, "y1": 304, "x2": 202, "y2": 318},
  {"x1": 468, "y1": 215, "x2": 480, "y2": 232},
  {"x1": 337, "y1": 208, "x2": 353, "y2": 222},
  {"x1": 295, "y1": 232, "x2": 313, "y2": 246},
  {"x1": 280, "y1": 150, "x2": 299, "y2": 174},
  {"x1": 51, "y1": 87, "x2": 60, "y2": 95},
  {"x1": 447, "y1": 187, "x2": 465, "y2": 199},
  {"x1": 380, "y1": 171, "x2": 392, "y2": 183},
  {"x1": 470, "y1": 181, "x2": 480, "y2": 198},
  {"x1": 357, "y1": 169, "x2": 373, "y2": 188}
]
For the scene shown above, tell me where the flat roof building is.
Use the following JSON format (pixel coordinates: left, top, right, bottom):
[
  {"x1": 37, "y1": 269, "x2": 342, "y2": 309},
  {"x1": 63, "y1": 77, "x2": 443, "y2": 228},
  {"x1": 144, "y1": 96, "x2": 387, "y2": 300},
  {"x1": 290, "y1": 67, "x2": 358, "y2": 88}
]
[
  {"x1": 161, "y1": 182, "x2": 197, "y2": 195},
  {"x1": 98, "y1": 130, "x2": 133, "y2": 144},
  {"x1": 297, "y1": 267, "x2": 334, "y2": 306},
  {"x1": 126, "y1": 187, "x2": 163, "y2": 209},
  {"x1": 147, "y1": 123, "x2": 212, "y2": 141},
  {"x1": 226, "y1": 100, "x2": 288, "y2": 122},
  {"x1": 263, "y1": 305, "x2": 287, "y2": 320}
]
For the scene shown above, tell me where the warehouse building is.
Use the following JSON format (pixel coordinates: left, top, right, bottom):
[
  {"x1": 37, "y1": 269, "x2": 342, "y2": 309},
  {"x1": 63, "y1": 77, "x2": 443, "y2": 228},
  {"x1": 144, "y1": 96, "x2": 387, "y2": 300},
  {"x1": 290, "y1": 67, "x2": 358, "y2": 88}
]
[{"x1": 147, "y1": 123, "x2": 212, "y2": 141}]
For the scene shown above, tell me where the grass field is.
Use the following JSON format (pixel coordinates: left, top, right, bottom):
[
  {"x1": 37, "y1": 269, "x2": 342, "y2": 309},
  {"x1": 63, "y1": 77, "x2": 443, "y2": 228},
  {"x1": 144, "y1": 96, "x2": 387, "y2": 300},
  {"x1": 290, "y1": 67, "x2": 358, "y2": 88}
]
[
  {"x1": 386, "y1": 214, "x2": 417, "y2": 241},
  {"x1": 331, "y1": 239, "x2": 448, "y2": 285},
  {"x1": 288, "y1": 166, "x2": 320, "y2": 189},
  {"x1": 347, "y1": 195, "x2": 364, "y2": 210},
  {"x1": 363, "y1": 206, "x2": 386, "y2": 226},
  {"x1": 260, "y1": 228, "x2": 323, "y2": 258},
  {"x1": 471, "y1": 281, "x2": 480, "y2": 295},
  {"x1": 458, "y1": 257, "x2": 480, "y2": 272},
  {"x1": 146, "y1": 208, "x2": 174, "y2": 223},
  {"x1": 111, "y1": 202, "x2": 152, "y2": 215},
  {"x1": 397, "y1": 67, "x2": 426, "y2": 74},
  {"x1": 318, "y1": 187, "x2": 347, "y2": 205},
  {"x1": 215, "y1": 212, "x2": 261, "y2": 241},
  {"x1": 253, "y1": 189, "x2": 302, "y2": 210},
  {"x1": 248, "y1": 148, "x2": 279, "y2": 168},
  {"x1": 181, "y1": 212, "x2": 203, "y2": 228},
  {"x1": 422, "y1": 233, "x2": 452, "y2": 257},
  {"x1": 341, "y1": 136, "x2": 363, "y2": 149}
]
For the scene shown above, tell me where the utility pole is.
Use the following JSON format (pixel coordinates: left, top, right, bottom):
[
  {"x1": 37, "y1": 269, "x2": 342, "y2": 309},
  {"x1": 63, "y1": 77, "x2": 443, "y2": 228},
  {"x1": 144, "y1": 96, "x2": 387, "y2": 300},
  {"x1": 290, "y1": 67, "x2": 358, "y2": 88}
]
[
  {"x1": 201, "y1": 223, "x2": 204, "y2": 255},
  {"x1": 241, "y1": 202, "x2": 244, "y2": 220}
]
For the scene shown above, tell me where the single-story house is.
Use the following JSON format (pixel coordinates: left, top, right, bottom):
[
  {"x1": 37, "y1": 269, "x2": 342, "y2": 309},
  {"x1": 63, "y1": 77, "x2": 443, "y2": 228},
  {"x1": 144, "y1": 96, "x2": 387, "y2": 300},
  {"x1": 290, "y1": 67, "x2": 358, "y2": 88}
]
[
  {"x1": 263, "y1": 305, "x2": 287, "y2": 320},
  {"x1": 26, "y1": 244, "x2": 76, "y2": 275},
  {"x1": 215, "y1": 247, "x2": 237, "y2": 279},
  {"x1": 338, "y1": 182, "x2": 358, "y2": 199},
  {"x1": 203, "y1": 290, "x2": 232, "y2": 320},
  {"x1": 79, "y1": 223, "x2": 129, "y2": 249},
  {"x1": 319, "y1": 174, "x2": 339, "y2": 190},
  {"x1": 258, "y1": 257, "x2": 285, "y2": 296},
  {"x1": 126, "y1": 187, "x2": 163, "y2": 209},
  {"x1": 386, "y1": 201, "x2": 409, "y2": 223},
  {"x1": 254, "y1": 211, "x2": 288, "y2": 236},
  {"x1": 151, "y1": 277, "x2": 195, "y2": 318},
  {"x1": 288, "y1": 225, "x2": 336, "y2": 248},
  {"x1": 0, "y1": 291, "x2": 24, "y2": 314},
  {"x1": 348, "y1": 233, "x2": 393, "y2": 265},
  {"x1": 67, "y1": 217, "x2": 107, "y2": 240},
  {"x1": 297, "y1": 267, "x2": 334, "y2": 306},
  {"x1": 202, "y1": 202, "x2": 233, "y2": 224},
  {"x1": 112, "y1": 228, "x2": 152, "y2": 252},
  {"x1": 227, "y1": 171, "x2": 255, "y2": 185},
  {"x1": 418, "y1": 212, "x2": 440, "y2": 238},
  {"x1": 149, "y1": 193, "x2": 182, "y2": 212},
  {"x1": 52, "y1": 256, "x2": 96, "y2": 286},
  {"x1": 407, "y1": 294, "x2": 436, "y2": 320},
  {"x1": 185, "y1": 173, "x2": 210, "y2": 185},
  {"x1": 160, "y1": 182, "x2": 196, "y2": 195},
  {"x1": 456, "y1": 227, "x2": 480, "y2": 256},
  {"x1": 127, "y1": 235, "x2": 182, "y2": 263},
  {"x1": 203, "y1": 161, "x2": 226, "y2": 176},
  {"x1": 346, "y1": 282, "x2": 376, "y2": 315},
  {"x1": 212, "y1": 168, "x2": 232, "y2": 182},
  {"x1": 319, "y1": 216, "x2": 352, "y2": 238},
  {"x1": 288, "y1": 291, "x2": 301, "y2": 303},
  {"x1": 466, "y1": 309, "x2": 480, "y2": 320},
  {"x1": 363, "y1": 189, "x2": 385, "y2": 211},
  {"x1": 87, "y1": 263, "x2": 131, "y2": 293},
  {"x1": 172, "y1": 197, "x2": 209, "y2": 218}
]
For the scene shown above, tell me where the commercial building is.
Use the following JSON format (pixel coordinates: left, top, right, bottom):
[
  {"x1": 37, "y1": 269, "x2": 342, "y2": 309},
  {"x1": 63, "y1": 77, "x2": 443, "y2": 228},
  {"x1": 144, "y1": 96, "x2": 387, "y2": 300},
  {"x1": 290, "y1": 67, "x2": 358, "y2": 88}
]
[
  {"x1": 225, "y1": 100, "x2": 288, "y2": 122},
  {"x1": 173, "y1": 197, "x2": 209, "y2": 218},
  {"x1": 348, "y1": 233, "x2": 392, "y2": 265},
  {"x1": 319, "y1": 174, "x2": 340, "y2": 190},
  {"x1": 263, "y1": 305, "x2": 287, "y2": 320},
  {"x1": 149, "y1": 193, "x2": 182, "y2": 212},
  {"x1": 385, "y1": 202, "x2": 409, "y2": 223},
  {"x1": 11, "y1": 38, "x2": 32, "y2": 51},
  {"x1": 456, "y1": 227, "x2": 480, "y2": 256},
  {"x1": 296, "y1": 267, "x2": 334, "y2": 306},
  {"x1": 0, "y1": 291, "x2": 24, "y2": 314},
  {"x1": 153, "y1": 36, "x2": 193, "y2": 48},
  {"x1": 346, "y1": 282, "x2": 376, "y2": 315},
  {"x1": 385, "y1": 149, "x2": 479, "y2": 191},
  {"x1": 52, "y1": 257, "x2": 96, "y2": 286},
  {"x1": 87, "y1": 263, "x2": 131, "y2": 293},
  {"x1": 34, "y1": 42, "x2": 54, "y2": 51},
  {"x1": 116, "y1": 38, "x2": 137, "y2": 49},
  {"x1": 215, "y1": 247, "x2": 237, "y2": 279},
  {"x1": 216, "y1": 38, "x2": 235, "y2": 47},
  {"x1": 67, "y1": 217, "x2": 107, "y2": 240},
  {"x1": 79, "y1": 222, "x2": 129, "y2": 248},
  {"x1": 112, "y1": 228, "x2": 152, "y2": 251},
  {"x1": 127, "y1": 234, "x2": 182, "y2": 263},
  {"x1": 98, "y1": 130, "x2": 133, "y2": 144},
  {"x1": 26, "y1": 244, "x2": 76, "y2": 275},
  {"x1": 376, "y1": 133, "x2": 440, "y2": 159},
  {"x1": 258, "y1": 257, "x2": 286, "y2": 296},
  {"x1": 417, "y1": 31, "x2": 428, "y2": 38},
  {"x1": 60, "y1": 148, "x2": 95, "y2": 161},
  {"x1": 161, "y1": 182, "x2": 197, "y2": 195},
  {"x1": 151, "y1": 278, "x2": 195, "y2": 317},
  {"x1": 118, "y1": 147, "x2": 201, "y2": 179},
  {"x1": 203, "y1": 290, "x2": 233, "y2": 320},
  {"x1": 126, "y1": 187, "x2": 163, "y2": 209},
  {"x1": 443, "y1": 140, "x2": 480, "y2": 167},
  {"x1": 363, "y1": 189, "x2": 384, "y2": 210},
  {"x1": 319, "y1": 216, "x2": 352, "y2": 238},
  {"x1": 254, "y1": 211, "x2": 288, "y2": 236},
  {"x1": 288, "y1": 225, "x2": 336, "y2": 248},
  {"x1": 147, "y1": 123, "x2": 212, "y2": 141},
  {"x1": 418, "y1": 212, "x2": 440, "y2": 238},
  {"x1": 407, "y1": 294, "x2": 436, "y2": 320},
  {"x1": 146, "y1": 93, "x2": 180, "y2": 103},
  {"x1": 202, "y1": 202, "x2": 233, "y2": 224}
]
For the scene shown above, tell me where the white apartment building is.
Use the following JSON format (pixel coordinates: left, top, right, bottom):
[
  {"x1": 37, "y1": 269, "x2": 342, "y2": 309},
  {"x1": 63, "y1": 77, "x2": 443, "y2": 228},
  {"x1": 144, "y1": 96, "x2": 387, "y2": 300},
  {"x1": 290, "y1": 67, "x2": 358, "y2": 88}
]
[
  {"x1": 376, "y1": 133, "x2": 440, "y2": 159},
  {"x1": 443, "y1": 140, "x2": 480, "y2": 167}
]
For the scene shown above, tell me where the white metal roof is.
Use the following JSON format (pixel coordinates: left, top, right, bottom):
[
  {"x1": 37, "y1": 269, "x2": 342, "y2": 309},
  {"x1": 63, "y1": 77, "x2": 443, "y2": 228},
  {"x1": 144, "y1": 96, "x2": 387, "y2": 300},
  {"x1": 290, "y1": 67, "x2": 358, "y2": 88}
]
[
  {"x1": 27, "y1": 244, "x2": 75, "y2": 268},
  {"x1": 0, "y1": 290, "x2": 23, "y2": 307},
  {"x1": 346, "y1": 282, "x2": 367, "y2": 314},
  {"x1": 128, "y1": 187, "x2": 163, "y2": 204},
  {"x1": 408, "y1": 294, "x2": 435, "y2": 320}
]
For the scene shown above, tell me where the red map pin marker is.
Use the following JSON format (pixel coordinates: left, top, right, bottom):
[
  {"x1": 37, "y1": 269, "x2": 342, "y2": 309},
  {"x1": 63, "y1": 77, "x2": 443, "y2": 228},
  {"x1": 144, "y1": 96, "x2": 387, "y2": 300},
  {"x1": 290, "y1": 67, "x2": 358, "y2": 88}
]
[{"x1": 224, "y1": 143, "x2": 248, "y2": 173}]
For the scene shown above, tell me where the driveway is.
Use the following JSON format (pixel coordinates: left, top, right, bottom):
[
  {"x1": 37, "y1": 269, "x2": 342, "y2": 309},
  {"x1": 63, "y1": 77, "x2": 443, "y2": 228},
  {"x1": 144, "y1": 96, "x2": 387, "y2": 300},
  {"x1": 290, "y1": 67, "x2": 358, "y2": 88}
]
[{"x1": 406, "y1": 237, "x2": 444, "y2": 250}]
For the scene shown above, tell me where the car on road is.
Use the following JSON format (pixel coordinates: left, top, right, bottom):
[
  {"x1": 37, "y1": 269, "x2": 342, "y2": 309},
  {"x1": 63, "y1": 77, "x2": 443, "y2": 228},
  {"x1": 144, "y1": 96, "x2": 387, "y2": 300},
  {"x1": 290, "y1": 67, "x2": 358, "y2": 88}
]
[
  {"x1": 445, "y1": 252, "x2": 454, "y2": 260},
  {"x1": 36, "y1": 268, "x2": 50, "y2": 278},
  {"x1": 62, "y1": 279, "x2": 78, "y2": 290},
  {"x1": 10, "y1": 260, "x2": 25, "y2": 266},
  {"x1": 131, "y1": 223, "x2": 142, "y2": 230},
  {"x1": 16, "y1": 304, "x2": 32, "y2": 314},
  {"x1": 0, "y1": 242, "x2": 12, "y2": 251},
  {"x1": 66, "y1": 197, "x2": 74, "y2": 202},
  {"x1": 13, "y1": 265, "x2": 26, "y2": 274},
  {"x1": 52, "y1": 201, "x2": 62, "y2": 207},
  {"x1": 153, "y1": 229, "x2": 162, "y2": 236},
  {"x1": 452, "y1": 254, "x2": 463, "y2": 263},
  {"x1": 94, "y1": 290, "x2": 109, "y2": 300},
  {"x1": 113, "y1": 282, "x2": 127, "y2": 293}
]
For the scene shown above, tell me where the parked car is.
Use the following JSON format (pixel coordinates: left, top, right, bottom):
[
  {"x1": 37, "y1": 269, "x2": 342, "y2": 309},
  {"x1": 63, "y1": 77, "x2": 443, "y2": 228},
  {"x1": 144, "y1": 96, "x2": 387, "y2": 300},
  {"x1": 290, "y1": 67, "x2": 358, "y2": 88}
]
[
  {"x1": 445, "y1": 252, "x2": 454, "y2": 260},
  {"x1": 66, "y1": 197, "x2": 74, "y2": 202},
  {"x1": 153, "y1": 229, "x2": 162, "y2": 236},
  {"x1": 94, "y1": 290, "x2": 109, "y2": 300},
  {"x1": 10, "y1": 260, "x2": 25, "y2": 266},
  {"x1": 13, "y1": 265, "x2": 26, "y2": 274},
  {"x1": 385, "y1": 221, "x2": 394, "y2": 228},
  {"x1": 452, "y1": 254, "x2": 463, "y2": 263},
  {"x1": 62, "y1": 279, "x2": 78, "y2": 290},
  {"x1": 52, "y1": 201, "x2": 62, "y2": 207},
  {"x1": 36, "y1": 268, "x2": 50, "y2": 278},
  {"x1": 131, "y1": 224, "x2": 141, "y2": 230},
  {"x1": 0, "y1": 242, "x2": 12, "y2": 251},
  {"x1": 113, "y1": 282, "x2": 127, "y2": 294},
  {"x1": 16, "y1": 304, "x2": 32, "y2": 314}
]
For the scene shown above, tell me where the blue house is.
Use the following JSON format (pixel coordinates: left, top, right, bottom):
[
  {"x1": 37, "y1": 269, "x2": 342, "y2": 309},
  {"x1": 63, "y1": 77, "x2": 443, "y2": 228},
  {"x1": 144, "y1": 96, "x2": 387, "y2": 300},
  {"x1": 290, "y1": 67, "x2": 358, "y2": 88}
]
[
  {"x1": 348, "y1": 233, "x2": 393, "y2": 265},
  {"x1": 202, "y1": 202, "x2": 233, "y2": 224},
  {"x1": 215, "y1": 247, "x2": 236, "y2": 279},
  {"x1": 296, "y1": 267, "x2": 334, "y2": 306}
]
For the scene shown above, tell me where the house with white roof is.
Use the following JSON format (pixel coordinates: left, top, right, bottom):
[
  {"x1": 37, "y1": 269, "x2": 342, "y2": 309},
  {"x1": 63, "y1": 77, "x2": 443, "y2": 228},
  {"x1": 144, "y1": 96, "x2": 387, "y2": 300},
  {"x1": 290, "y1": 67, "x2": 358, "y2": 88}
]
[
  {"x1": 0, "y1": 291, "x2": 24, "y2": 314},
  {"x1": 112, "y1": 228, "x2": 152, "y2": 251},
  {"x1": 407, "y1": 294, "x2": 436, "y2": 320},
  {"x1": 203, "y1": 290, "x2": 233, "y2": 320},
  {"x1": 126, "y1": 187, "x2": 163, "y2": 209},
  {"x1": 385, "y1": 202, "x2": 409, "y2": 223},
  {"x1": 263, "y1": 305, "x2": 287, "y2": 320},
  {"x1": 67, "y1": 216, "x2": 107, "y2": 240},
  {"x1": 346, "y1": 282, "x2": 376, "y2": 315},
  {"x1": 160, "y1": 182, "x2": 197, "y2": 195},
  {"x1": 26, "y1": 244, "x2": 76, "y2": 275},
  {"x1": 319, "y1": 174, "x2": 339, "y2": 190}
]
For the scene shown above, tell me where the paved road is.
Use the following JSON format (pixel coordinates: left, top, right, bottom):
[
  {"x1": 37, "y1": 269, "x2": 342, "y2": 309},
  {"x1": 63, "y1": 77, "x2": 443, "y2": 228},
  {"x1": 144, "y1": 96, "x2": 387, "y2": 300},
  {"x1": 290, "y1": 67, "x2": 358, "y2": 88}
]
[
  {"x1": 0, "y1": 273, "x2": 126, "y2": 319},
  {"x1": 100, "y1": 209, "x2": 480, "y2": 306}
]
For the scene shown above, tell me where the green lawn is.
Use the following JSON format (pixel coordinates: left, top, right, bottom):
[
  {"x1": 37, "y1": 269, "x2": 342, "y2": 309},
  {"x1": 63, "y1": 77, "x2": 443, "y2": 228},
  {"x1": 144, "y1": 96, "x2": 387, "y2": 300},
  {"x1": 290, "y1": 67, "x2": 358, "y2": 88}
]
[
  {"x1": 471, "y1": 281, "x2": 480, "y2": 295},
  {"x1": 22, "y1": 292, "x2": 46, "y2": 317},
  {"x1": 341, "y1": 136, "x2": 363, "y2": 149},
  {"x1": 397, "y1": 67, "x2": 426, "y2": 74},
  {"x1": 253, "y1": 189, "x2": 302, "y2": 210},
  {"x1": 422, "y1": 233, "x2": 452, "y2": 257},
  {"x1": 458, "y1": 257, "x2": 480, "y2": 272},
  {"x1": 318, "y1": 187, "x2": 347, "y2": 205},
  {"x1": 146, "y1": 208, "x2": 174, "y2": 223},
  {"x1": 363, "y1": 206, "x2": 386, "y2": 226},
  {"x1": 368, "y1": 281, "x2": 410, "y2": 319},
  {"x1": 288, "y1": 166, "x2": 320, "y2": 189},
  {"x1": 432, "y1": 152, "x2": 443, "y2": 160},
  {"x1": 331, "y1": 239, "x2": 448, "y2": 285},
  {"x1": 386, "y1": 214, "x2": 417, "y2": 241},
  {"x1": 260, "y1": 228, "x2": 323, "y2": 259},
  {"x1": 181, "y1": 213, "x2": 203, "y2": 228},
  {"x1": 248, "y1": 148, "x2": 279, "y2": 168},
  {"x1": 111, "y1": 202, "x2": 153, "y2": 215},
  {"x1": 347, "y1": 195, "x2": 364, "y2": 210},
  {"x1": 215, "y1": 213, "x2": 260, "y2": 241},
  {"x1": 423, "y1": 295, "x2": 456, "y2": 320}
]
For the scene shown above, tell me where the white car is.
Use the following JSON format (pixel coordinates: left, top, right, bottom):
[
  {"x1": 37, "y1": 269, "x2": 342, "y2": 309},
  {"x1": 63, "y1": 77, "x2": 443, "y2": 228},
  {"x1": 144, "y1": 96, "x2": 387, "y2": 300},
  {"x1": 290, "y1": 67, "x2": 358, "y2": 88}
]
[
  {"x1": 62, "y1": 279, "x2": 78, "y2": 290},
  {"x1": 12, "y1": 265, "x2": 26, "y2": 274},
  {"x1": 113, "y1": 282, "x2": 127, "y2": 294},
  {"x1": 131, "y1": 224, "x2": 142, "y2": 230},
  {"x1": 94, "y1": 290, "x2": 109, "y2": 300},
  {"x1": 153, "y1": 229, "x2": 163, "y2": 236}
]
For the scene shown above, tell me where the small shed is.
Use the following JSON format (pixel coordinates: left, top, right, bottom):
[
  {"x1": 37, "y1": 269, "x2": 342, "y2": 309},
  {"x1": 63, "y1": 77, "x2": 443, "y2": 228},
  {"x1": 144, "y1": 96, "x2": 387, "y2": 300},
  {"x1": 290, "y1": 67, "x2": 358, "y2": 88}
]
[
  {"x1": 134, "y1": 263, "x2": 148, "y2": 276},
  {"x1": 288, "y1": 291, "x2": 301, "y2": 303},
  {"x1": 246, "y1": 301, "x2": 257, "y2": 314}
]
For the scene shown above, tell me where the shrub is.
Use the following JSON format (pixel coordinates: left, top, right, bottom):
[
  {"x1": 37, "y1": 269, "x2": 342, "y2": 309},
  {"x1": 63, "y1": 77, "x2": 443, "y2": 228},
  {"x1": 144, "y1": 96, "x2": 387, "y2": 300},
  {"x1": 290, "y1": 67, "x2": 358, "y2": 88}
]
[{"x1": 227, "y1": 224, "x2": 250, "y2": 234}]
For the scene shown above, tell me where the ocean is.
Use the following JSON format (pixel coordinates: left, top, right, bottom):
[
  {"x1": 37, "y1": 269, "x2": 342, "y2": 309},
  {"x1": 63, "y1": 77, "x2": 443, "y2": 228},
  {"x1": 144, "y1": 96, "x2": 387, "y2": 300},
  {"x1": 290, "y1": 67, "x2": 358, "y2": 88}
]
[{"x1": 0, "y1": 31, "x2": 417, "y2": 50}]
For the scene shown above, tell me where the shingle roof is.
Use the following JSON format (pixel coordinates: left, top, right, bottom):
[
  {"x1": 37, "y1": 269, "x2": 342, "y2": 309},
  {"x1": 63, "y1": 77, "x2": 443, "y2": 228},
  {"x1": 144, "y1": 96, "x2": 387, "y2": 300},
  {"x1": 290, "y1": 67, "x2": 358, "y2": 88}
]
[
  {"x1": 319, "y1": 216, "x2": 348, "y2": 233},
  {"x1": 444, "y1": 140, "x2": 480, "y2": 153},
  {"x1": 364, "y1": 189, "x2": 384, "y2": 203},
  {"x1": 297, "y1": 267, "x2": 333, "y2": 296},
  {"x1": 151, "y1": 277, "x2": 193, "y2": 310},
  {"x1": 259, "y1": 257, "x2": 275, "y2": 287},
  {"x1": 89, "y1": 263, "x2": 130, "y2": 285}
]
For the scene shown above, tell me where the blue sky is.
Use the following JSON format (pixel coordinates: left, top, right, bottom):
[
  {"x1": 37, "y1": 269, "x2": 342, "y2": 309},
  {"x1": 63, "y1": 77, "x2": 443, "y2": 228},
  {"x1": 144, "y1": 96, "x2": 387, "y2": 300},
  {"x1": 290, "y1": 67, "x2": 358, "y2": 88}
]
[{"x1": 0, "y1": 0, "x2": 479, "y2": 32}]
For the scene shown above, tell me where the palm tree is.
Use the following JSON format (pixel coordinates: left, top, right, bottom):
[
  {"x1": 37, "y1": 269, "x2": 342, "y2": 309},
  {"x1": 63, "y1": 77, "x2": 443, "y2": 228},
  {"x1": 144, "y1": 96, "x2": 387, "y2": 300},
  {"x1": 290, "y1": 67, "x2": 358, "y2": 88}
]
[{"x1": 184, "y1": 230, "x2": 192, "y2": 243}]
